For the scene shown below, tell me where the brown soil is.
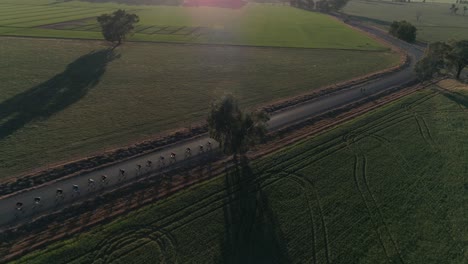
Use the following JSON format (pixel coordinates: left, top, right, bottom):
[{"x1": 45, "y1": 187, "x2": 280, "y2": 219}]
[
  {"x1": 0, "y1": 80, "x2": 438, "y2": 263},
  {"x1": 436, "y1": 79, "x2": 468, "y2": 91}
]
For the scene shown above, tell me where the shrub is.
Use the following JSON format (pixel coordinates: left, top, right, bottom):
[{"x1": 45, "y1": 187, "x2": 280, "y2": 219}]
[{"x1": 389, "y1": 20, "x2": 417, "y2": 43}]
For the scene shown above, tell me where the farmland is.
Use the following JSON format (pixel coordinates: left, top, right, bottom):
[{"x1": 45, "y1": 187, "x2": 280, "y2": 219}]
[
  {"x1": 343, "y1": 0, "x2": 468, "y2": 43},
  {"x1": 0, "y1": 0, "x2": 388, "y2": 49},
  {"x1": 0, "y1": 34, "x2": 399, "y2": 177},
  {"x1": 11, "y1": 80, "x2": 468, "y2": 263}
]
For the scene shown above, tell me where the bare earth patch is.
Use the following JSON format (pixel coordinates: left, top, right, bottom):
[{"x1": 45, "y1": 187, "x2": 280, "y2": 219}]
[{"x1": 437, "y1": 79, "x2": 468, "y2": 91}]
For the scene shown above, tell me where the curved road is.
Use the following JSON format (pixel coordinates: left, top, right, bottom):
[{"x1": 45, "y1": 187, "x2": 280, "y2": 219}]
[{"x1": 0, "y1": 20, "x2": 425, "y2": 228}]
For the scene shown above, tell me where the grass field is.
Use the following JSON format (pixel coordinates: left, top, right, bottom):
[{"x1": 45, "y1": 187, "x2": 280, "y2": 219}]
[
  {"x1": 0, "y1": 37, "x2": 399, "y2": 178},
  {"x1": 12, "y1": 80, "x2": 468, "y2": 263},
  {"x1": 0, "y1": 0, "x2": 389, "y2": 49},
  {"x1": 343, "y1": 0, "x2": 468, "y2": 43}
]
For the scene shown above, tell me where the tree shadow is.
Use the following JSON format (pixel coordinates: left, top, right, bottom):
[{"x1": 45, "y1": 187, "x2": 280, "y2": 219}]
[
  {"x1": 440, "y1": 89, "x2": 468, "y2": 109},
  {"x1": 0, "y1": 49, "x2": 119, "y2": 140},
  {"x1": 216, "y1": 157, "x2": 290, "y2": 264},
  {"x1": 347, "y1": 14, "x2": 392, "y2": 27}
]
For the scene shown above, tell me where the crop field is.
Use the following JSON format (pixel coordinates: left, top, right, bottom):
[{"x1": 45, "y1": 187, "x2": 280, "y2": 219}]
[
  {"x1": 0, "y1": 0, "x2": 388, "y2": 49},
  {"x1": 12, "y1": 80, "x2": 468, "y2": 263},
  {"x1": 0, "y1": 37, "x2": 399, "y2": 178},
  {"x1": 343, "y1": 0, "x2": 468, "y2": 43}
]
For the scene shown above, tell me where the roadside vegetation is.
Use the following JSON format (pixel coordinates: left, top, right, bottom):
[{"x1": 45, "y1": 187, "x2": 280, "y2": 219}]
[
  {"x1": 416, "y1": 40, "x2": 468, "y2": 80},
  {"x1": 0, "y1": 37, "x2": 399, "y2": 178},
  {"x1": 12, "y1": 80, "x2": 468, "y2": 264},
  {"x1": 389, "y1": 20, "x2": 417, "y2": 43},
  {"x1": 208, "y1": 95, "x2": 269, "y2": 161}
]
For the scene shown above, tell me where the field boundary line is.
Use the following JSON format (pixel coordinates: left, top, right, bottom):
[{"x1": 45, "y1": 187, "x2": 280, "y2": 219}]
[{"x1": 0, "y1": 34, "x2": 390, "y2": 52}]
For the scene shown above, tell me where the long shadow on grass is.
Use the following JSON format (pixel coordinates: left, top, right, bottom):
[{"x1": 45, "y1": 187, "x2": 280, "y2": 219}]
[
  {"x1": 348, "y1": 14, "x2": 392, "y2": 27},
  {"x1": 216, "y1": 157, "x2": 290, "y2": 264},
  {"x1": 0, "y1": 49, "x2": 119, "y2": 140},
  {"x1": 439, "y1": 89, "x2": 468, "y2": 108}
]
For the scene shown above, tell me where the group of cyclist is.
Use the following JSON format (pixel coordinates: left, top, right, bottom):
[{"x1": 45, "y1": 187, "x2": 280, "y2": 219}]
[{"x1": 15, "y1": 141, "x2": 213, "y2": 212}]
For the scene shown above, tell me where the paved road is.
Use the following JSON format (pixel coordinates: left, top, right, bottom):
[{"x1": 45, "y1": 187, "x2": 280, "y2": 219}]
[{"x1": 0, "y1": 21, "x2": 425, "y2": 228}]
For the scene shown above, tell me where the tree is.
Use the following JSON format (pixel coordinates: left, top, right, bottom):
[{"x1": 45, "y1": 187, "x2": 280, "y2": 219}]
[
  {"x1": 389, "y1": 20, "x2": 417, "y2": 43},
  {"x1": 328, "y1": 0, "x2": 350, "y2": 10},
  {"x1": 446, "y1": 40, "x2": 468, "y2": 79},
  {"x1": 97, "y1": 10, "x2": 139, "y2": 46},
  {"x1": 415, "y1": 56, "x2": 439, "y2": 81},
  {"x1": 207, "y1": 95, "x2": 269, "y2": 161},
  {"x1": 415, "y1": 42, "x2": 450, "y2": 81},
  {"x1": 315, "y1": 0, "x2": 331, "y2": 12},
  {"x1": 415, "y1": 40, "x2": 468, "y2": 80}
]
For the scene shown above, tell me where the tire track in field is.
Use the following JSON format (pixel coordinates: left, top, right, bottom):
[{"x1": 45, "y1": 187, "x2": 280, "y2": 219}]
[
  {"x1": 87, "y1": 173, "x2": 267, "y2": 262},
  {"x1": 352, "y1": 154, "x2": 392, "y2": 264},
  {"x1": 262, "y1": 150, "x2": 334, "y2": 264},
  {"x1": 61, "y1": 91, "x2": 440, "y2": 262},
  {"x1": 348, "y1": 136, "x2": 405, "y2": 264},
  {"x1": 91, "y1": 226, "x2": 178, "y2": 263},
  {"x1": 146, "y1": 229, "x2": 179, "y2": 263},
  {"x1": 259, "y1": 171, "x2": 327, "y2": 264},
  {"x1": 2, "y1": 8, "x2": 112, "y2": 27},
  {"x1": 88, "y1": 168, "x2": 283, "y2": 253},
  {"x1": 289, "y1": 173, "x2": 331, "y2": 264},
  {"x1": 262, "y1": 91, "x2": 436, "y2": 176},
  {"x1": 368, "y1": 136, "x2": 464, "y2": 255},
  {"x1": 420, "y1": 116, "x2": 435, "y2": 144},
  {"x1": 361, "y1": 157, "x2": 405, "y2": 264},
  {"x1": 163, "y1": 90, "x2": 439, "y2": 262},
  {"x1": 401, "y1": 90, "x2": 441, "y2": 149},
  {"x1": 273, "y1": 175, "x2": 318, "y2": 264},
  {"x1": 349, "y1": 90, "x2": 437, "y2": 143},
  {"x1": 165, "y1": 175, "x2": 282, "y2": 232},
  {"x1": 154, "y1": 169, "x2": 318, "y2": 263},
  {"x1": 367, "y1": 135, "x2": 412, "y2": 173},
  {"x1": 0, "y1": 6, "x2": 73, "y2": 20},
  {"x1": 261, "y1": 92, "x2": 432, "y2": 174},
  {"x1": 403, "y1": 103, "x2": 437, "y2": 149}
]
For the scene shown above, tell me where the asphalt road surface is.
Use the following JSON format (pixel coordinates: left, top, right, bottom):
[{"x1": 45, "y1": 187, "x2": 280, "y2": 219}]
[{"x1": 0, "y1": 21, "x2": 425, "y2": 228}]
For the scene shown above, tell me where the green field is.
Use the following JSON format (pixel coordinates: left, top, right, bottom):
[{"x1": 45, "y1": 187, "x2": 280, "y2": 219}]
[
  {"x1": 0, "y1": 0, "x2": 389, "y2": 49},
  {"x1": 12, "y1": 81, "x2": 468, "y2": 263},
  {"x1": 0, "y1": 37, "x2": 399, "y2": 177},
  {"x1": 343, "y1": 0, "x2": 468, "y2": 43}
]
